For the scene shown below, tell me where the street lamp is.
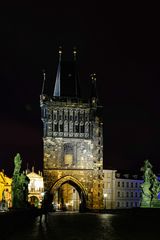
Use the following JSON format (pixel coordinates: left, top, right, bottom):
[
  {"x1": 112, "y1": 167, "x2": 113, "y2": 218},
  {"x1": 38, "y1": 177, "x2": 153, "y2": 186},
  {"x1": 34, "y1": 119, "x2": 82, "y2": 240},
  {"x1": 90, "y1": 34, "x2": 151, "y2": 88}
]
[
  {"x1": 104, "y1": 193, "x2": 107, "y2": 210},
  {"x1": 41, "y1": 192, "x2": 45, "y2": 197}
]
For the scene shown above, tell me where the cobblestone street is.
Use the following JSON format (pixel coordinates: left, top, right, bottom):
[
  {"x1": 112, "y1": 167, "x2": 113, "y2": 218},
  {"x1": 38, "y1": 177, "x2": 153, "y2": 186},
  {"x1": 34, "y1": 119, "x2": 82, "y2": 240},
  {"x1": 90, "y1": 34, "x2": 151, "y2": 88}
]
[{"x1": 2, "y1": 210, "x2": 160, "y2": 240}]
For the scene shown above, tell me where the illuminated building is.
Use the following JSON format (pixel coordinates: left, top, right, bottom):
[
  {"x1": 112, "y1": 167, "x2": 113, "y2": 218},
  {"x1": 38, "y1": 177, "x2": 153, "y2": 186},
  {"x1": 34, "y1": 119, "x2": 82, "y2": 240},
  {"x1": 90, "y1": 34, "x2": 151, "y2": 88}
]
[
  {"x1": 103, "y1": 170, "x2": 117, "y2": 209},
  {"x1": 103, "y1": 170, "x2": 143, "y2": 209},
  {"x1": 115, "y1": 172, "x2": 143, "y2": 208},
  {"x1": 27, "y1": 167, "x2": 44, "y2": 207},
  {"x1": 0, "y1": 170, "x2": 12, "y2": 209},
  {"x1": 40, "y1": 48, "x2": 103, "y2": 211}
]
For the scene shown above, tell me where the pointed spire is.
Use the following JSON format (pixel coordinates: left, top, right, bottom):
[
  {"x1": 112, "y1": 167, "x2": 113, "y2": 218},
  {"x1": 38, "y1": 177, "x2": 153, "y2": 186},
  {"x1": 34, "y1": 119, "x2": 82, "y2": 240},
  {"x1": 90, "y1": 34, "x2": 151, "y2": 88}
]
[
  {"x1": 41, "y1": 69, "x2": 46, "y2": 95},
  {"x1": 53, "y1": 47, "x2": 62, "y2": 97}
]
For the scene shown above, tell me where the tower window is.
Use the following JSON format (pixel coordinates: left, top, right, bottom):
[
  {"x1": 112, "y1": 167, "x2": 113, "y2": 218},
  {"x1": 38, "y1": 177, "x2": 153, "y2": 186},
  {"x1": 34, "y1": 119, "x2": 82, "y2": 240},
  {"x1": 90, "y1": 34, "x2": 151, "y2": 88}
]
[
  {"x1": 75, "y1": 125, "x2": 79, "y2": 133},
  {"x1": 85, "y1": 112, "x2": 89, "y2": 121},
  {"x1": 63, "y1": 143, "x2": 74, "y2": 166},
  {"x1": 64, "y1": 123, "x2": 68, "y2": 132},
  {"x1": 53, "y1": 111, "x2": 57, "y2": 120},
  {"x1": 54, "y1": 124, "x2": 58, "y2": 132},
  {"x1": 59, "y1": 115, "x2": 62, "y2": 121},
  {"x1": 80, "y1": 125, "x2": 84, "y2": 133},
  {"x1": 74, "y1": 113, "x2": 78, "y2": 121},
  {"x1": 59, "y1": 124, "x2": 63, "y2": 132},
  {"x1": 80, "y1": 113, "x2": 84, "y2": 121},
  {"x1": 64, "y1": 111, "x2": 68, "y2": 120},
  {"x1": 70, "y1": 115, "x2": 73, "y2": 121}
]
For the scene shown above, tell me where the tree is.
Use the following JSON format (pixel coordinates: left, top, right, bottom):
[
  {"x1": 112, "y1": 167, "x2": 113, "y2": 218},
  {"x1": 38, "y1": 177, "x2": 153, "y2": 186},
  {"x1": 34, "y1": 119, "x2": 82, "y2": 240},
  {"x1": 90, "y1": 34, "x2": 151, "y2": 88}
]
[{"x1": 12, "y1": 153, "x2": 30, "y2": 208}]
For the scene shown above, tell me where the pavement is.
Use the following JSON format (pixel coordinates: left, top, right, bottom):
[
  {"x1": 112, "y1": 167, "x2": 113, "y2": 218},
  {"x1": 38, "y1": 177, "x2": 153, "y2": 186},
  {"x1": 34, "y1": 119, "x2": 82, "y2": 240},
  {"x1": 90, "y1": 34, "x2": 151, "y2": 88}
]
[{"x1": 1, "y1": 209, "x2": 160, "y2": 240}]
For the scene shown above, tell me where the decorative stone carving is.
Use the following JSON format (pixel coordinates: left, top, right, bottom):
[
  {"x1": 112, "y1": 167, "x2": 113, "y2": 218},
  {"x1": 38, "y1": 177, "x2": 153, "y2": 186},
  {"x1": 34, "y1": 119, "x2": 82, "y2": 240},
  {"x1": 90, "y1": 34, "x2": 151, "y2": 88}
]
[{"x1": 140, "y1": 159, "x2": 160, "y2": 208}]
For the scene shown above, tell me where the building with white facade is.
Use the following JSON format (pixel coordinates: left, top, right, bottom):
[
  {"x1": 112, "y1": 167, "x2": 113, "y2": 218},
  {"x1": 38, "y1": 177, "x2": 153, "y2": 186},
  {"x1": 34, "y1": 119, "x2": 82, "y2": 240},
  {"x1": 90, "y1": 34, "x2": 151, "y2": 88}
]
[
  {"x1": 27, "y1": 167, "x2": 44, "y2": 208},
  {"x1": 103, "y1": 169, "x2": 143, "y2": 209},
  {"x1": 103, "y1": 169, "x2": 117, "y2": 209},
  {"x1": 115, "y1": 172, "x2": 143, "y2": 209}
]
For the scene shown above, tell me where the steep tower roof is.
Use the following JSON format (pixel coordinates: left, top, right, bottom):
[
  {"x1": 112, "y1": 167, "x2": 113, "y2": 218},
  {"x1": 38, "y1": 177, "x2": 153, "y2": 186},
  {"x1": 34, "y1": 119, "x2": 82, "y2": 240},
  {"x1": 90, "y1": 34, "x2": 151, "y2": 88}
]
[
  {"x1": 53, "y1": 47, "x2": 62, "y2": 97},
  {"x1": 53, "y1": 47, "x2": 80, "y2": 98}
]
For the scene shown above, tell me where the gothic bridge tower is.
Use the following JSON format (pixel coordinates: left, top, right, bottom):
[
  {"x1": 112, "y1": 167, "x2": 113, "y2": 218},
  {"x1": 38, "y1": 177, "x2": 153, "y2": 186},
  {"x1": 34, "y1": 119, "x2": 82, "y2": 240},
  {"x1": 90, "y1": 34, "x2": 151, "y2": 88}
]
[{"x1": 40, "y1": 48, "x2": 103, "y2": 211}]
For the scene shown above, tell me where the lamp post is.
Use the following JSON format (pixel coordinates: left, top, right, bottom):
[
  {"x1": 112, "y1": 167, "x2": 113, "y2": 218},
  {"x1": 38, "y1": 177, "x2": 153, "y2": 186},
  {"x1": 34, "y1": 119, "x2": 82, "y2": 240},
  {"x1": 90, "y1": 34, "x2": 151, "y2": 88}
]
[
  {"x1": 40, "y1": 192, "x2": 45, "y2": 208},
  {"x1": 104, "y1": 193, "x2": 107, "y2": 210}
]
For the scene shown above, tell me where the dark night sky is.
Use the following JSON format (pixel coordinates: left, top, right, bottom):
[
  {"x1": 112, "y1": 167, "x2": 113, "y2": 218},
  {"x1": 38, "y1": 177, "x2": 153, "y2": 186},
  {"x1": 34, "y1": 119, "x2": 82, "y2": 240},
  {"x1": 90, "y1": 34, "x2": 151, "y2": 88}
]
[{"x1": 0, "y1": 4, "x2": 160, "y2": 176}]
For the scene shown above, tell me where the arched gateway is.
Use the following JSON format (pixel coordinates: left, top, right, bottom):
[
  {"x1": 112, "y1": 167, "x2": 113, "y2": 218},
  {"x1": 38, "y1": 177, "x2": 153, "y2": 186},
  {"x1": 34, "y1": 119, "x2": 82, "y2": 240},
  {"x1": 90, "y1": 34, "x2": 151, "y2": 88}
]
[
  {"x1": 40, "y1": 49, "x2": 103, "y2": 211},
  {"x1": 50, "y1": 175, "x2": 87, "y2": 211}
]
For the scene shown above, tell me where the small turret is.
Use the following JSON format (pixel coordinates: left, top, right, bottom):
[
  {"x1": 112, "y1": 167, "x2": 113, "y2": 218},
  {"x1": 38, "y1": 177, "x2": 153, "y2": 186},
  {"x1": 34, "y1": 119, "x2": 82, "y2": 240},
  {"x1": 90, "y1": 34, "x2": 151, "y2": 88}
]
[
  {"x1": 90, "y1": 73, "x2": 97, "y2": 106},
  {"x1": 41, "y1": 69, "x2": 46, "y2": 95},
  {"x1": 40, "y1": 69, "x2": 47, "y2": 105}
]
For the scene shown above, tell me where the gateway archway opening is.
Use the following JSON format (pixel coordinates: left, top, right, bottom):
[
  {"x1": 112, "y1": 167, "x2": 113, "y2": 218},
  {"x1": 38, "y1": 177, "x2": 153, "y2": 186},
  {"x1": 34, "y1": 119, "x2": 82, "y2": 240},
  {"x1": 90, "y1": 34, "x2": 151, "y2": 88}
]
[
  {"x1": 29, "y1": 196, "x2": 39, "y2": 208},
  {"x1": 50, "y1": 177, "x2": 87, "y2": 212},
  {"x1": 57, "y1": 182, "x2": 79, "y2": 211}
]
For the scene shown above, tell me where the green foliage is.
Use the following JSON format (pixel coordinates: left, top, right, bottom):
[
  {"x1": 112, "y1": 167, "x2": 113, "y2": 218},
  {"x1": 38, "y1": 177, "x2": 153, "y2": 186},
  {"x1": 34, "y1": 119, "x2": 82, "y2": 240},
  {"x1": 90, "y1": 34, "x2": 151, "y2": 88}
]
[
  {"x1": 140, "y1": 159, "x2": 160, "y2": 208},
  {"x1": 12, "y1": 153, "x2": 30, "y2": 208},
  {"x1": 13, "y1": 153, "x2": 22, "y2": 175}
]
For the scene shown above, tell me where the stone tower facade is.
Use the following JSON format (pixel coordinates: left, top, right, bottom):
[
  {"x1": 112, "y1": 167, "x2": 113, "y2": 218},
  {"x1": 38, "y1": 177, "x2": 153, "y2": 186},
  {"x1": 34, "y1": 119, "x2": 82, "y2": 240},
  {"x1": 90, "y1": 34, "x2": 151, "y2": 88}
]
[{"x1": 40, "y1": 49, "x2": 103, "y2": 210}]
